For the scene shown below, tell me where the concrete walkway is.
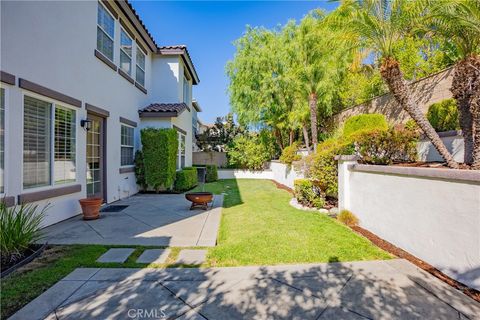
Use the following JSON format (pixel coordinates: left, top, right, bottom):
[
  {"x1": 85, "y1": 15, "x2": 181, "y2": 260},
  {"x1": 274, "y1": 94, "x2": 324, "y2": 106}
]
[
  {"x1": 10, "y1": 259, "x2": 480, "y2": 320},
  {"x1": 41, "y1": 194, "x2": 223, "y2": 247}
]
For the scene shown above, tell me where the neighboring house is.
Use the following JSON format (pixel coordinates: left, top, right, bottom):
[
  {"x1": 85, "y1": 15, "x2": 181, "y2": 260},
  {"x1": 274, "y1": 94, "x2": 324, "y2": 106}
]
[{"x1": 0, "y1": 0, "x2": 200, "y2": 226}]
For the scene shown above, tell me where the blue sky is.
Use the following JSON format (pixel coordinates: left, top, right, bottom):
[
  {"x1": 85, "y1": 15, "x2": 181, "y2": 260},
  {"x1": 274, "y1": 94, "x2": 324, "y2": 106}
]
[{"x1": 131, "y1": 1, "x2": 339, "y2": 123}]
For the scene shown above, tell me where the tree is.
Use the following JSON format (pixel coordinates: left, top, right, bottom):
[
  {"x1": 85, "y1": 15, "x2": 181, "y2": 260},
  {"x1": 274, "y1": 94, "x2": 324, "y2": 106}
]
[
  {"x1": 196, "y1": 113, "x2": 243, "y2": 152},
  {"x1": 340, "y1": 0, "x2": 459, "y2": 168},
  {"x1": 429, "y1": 0, "x2": 480, "y2": 167}
]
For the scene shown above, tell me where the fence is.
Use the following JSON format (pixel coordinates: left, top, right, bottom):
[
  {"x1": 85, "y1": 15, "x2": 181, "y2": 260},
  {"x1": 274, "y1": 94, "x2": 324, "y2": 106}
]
[{"x1": 336, "y1": 155, "x2": 480, "y2": 290}]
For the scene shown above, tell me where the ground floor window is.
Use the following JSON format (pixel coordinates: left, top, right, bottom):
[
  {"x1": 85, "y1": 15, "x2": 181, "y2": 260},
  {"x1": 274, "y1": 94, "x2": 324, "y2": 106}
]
[
  {"x1": 177, "y1": 131, "x2": 186, "y2": 170},
  {"x1": 23, "y1": 95, "x2": 76, "y2": 189},
  {"x1": 120, "y1": 124, "x2": 134, "y2": 166},
  {"x1": 0, "y1": 88, "x2": 5, "y2": 193}
]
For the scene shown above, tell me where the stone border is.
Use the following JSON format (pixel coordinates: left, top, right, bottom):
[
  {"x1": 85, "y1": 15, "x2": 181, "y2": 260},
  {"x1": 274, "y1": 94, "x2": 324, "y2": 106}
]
[{"x1": 349, "y1": 164, "x2": 480, "y2": 183}]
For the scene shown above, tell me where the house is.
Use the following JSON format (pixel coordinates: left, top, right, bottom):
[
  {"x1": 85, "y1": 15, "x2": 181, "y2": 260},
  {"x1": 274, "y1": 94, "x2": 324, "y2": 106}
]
[{"x1": 0, "y1": 0, "x2": 201, "y2": 226}]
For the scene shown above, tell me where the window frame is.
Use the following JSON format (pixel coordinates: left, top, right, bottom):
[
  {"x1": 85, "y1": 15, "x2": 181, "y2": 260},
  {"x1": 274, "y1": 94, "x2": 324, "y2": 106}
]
[
  {"x1": 21, "y1": 93, "x2": 78, "y2": 192},
  {"x1": 176, "y1": 131, "x2": 186, "y2": 170},
  {"x1": 97, "y1": 1, "x2": 115, "y2": 62},
  {"x1": 120, "y1": 124, "x2": 135, "y2": 167},
  {"x1": 0, "y1": 87, "x2": 7, "y2": 195},
  {"x1": 119, "y1": 27, "x2": 133, "y2": 75},
  {"x1": 183, "y1": 74, "x2": 190, "y2": 105},
  {"x1": 136, "y1": 46, "x2": 146, "y2": 87}
]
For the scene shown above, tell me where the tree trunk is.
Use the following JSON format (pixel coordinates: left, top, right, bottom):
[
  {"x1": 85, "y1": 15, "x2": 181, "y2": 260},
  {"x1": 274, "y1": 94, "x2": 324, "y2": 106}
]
[
  {"x1": 471, "y1": 90, "x2": 480, "y2": 169},
  {"x1": 450, "y1": 55, "x2": 480, "y2": 165},
  {"x1": 274, "y1": 128, "x2": 284, "y2": 150},
  {"x1": 302, "y1": 124, "x2": 311, "y2": 151},
  {"x1": 380, "y1": 57, "x2": 459, "y2": 169},
  {"x1": 309, "y1": 93, "x2": 318, "y2": 151},
  {"x1": 289, "y1": 130, "x2": 294, "y2": 146}
]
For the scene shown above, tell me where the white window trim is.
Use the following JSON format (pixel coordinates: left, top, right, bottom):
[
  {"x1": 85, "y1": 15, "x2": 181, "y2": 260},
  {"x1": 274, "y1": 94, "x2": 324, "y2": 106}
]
[
  {"x1": 177, "y1": 131, "x2": 186, "y2": 171},
  {"x1": 0, "y1": 86, "x2": 8, "y2": 196},
  {"x1": 97, "y1": 1, "x2": 115, "y2": 62},
  {"x1": 120, "y1": 123, "x2": 135, "y2": 167},
  {"x1": 21, "y1": 92, "x2": 78, "y2": 192},
  {"x1": 135, "y1": 47, "x2": 146, "y2": 86},
  {"x1": 120, "y1": 27, "x2": 133, "y2": 75}
]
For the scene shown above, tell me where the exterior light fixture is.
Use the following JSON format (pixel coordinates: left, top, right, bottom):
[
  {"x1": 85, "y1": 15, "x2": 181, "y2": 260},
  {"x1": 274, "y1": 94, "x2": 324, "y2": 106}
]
[{"x1": 80, "y1": 119, "x2": 92, "y2": 131}]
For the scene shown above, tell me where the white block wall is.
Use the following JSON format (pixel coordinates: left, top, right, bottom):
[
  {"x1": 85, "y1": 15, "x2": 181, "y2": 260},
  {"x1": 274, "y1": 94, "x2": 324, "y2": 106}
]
[{"x1": 337, "y1": 157, "x2": 480, "y2": 290}]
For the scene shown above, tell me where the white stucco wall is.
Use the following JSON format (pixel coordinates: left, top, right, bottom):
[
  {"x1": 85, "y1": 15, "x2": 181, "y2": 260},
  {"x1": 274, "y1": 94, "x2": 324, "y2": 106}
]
[
  {"x1": 337, "y1": 157, "x2": 480, "y2": 290},
  {"x1": 1, "y1": 1, "x2": 198, "y2": 226},
  {"x1": 417, "y1": 131, "x2": 464, "y2": 163}
]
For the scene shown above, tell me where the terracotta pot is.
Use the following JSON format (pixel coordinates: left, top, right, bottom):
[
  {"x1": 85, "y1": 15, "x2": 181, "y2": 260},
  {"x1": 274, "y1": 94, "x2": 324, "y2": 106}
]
[{"x1": 79, "y1": 198, "x2": 103, "y2": 220}]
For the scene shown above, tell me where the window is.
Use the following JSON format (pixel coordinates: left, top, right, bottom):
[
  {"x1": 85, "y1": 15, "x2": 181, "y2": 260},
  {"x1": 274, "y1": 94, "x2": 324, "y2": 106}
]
[
  {"x1": 0, "y1": 89, "x2": 5, "y2": 193},
  {"x1": 23, "y1": 96, "x2": 76, "y2": 189},
  {"x1": 121, "y1": 125, "x2": 134, "y2": 166},
  {"x1": 177, "y1": 131, "x2": 186, "y2": 170},
  {"x1": 183, "y1": 75, "x2": 190, "y2": 104},
  {"x1": 120, "y1": 29, "x2": 132, "y2": 74},
  {"x1": 54, "y1": 107, "x2": 76, "y2": 184},
  {"x1": 136, "y1": 48, "x2": 146, "y2": 87},
  {"x1": 97, "y1": 2, "x2": 114, "y2": 61}
]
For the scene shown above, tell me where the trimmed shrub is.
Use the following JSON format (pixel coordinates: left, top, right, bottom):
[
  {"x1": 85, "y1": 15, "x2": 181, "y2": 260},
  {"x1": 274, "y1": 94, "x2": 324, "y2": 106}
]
[
  {"x1": 426, "y1": 99, "x2": 460, "y2": 132},
  {"x1": 343, "y1": 114, "x2": 388, "y2": 137},
  {"x1": 294, "y1": 179, "x2": 324, "y2": 208},
  {"x1": 174, "y1": 167, "x2": 198, "y2": 192},
  {"x1": 227, "y1": 135, "x2": 271, "y2": 170},
  {"x1": 279, "y1": 142, "x2": 302, "y2": 166},
  {"x1": 303, "y1": 137, "x2": 355, "y2": 198},
  {"x1": 337, "y1": 210, "x2": 359, "y2": 227},
  {"x1": 205, "y1": 165, "x2": 218, "y2": 182},
  {"x1": 141, "y1": 128, "x2": 178, "y2": 192},
  {"x1": 353, "y1": 127, "x2": 418, "y2": 165},
  {"x1": 134, "y1": 150, "x2": 147, "y2": 192},
  {"x1": 1, "y1": 202, "x2": 47, "y2": 265}
]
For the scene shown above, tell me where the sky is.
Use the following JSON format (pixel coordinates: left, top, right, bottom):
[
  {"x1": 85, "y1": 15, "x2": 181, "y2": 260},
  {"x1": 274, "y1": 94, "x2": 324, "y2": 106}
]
[{"x1": 131, "y1": 1, "x2": 339, "y2": 124}]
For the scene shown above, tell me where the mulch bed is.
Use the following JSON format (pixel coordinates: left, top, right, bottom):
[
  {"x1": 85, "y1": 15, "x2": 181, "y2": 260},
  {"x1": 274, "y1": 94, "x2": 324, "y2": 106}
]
[
  {"x1": 352, "y1": 225, "x2": 480, "y2": 303},
  {"x1": 271, "y1": 180, "x2": 338, "y2": 209},
  {"x1": 270, "y1": 179, "x2": 294, "y2": 195},
  {"x1": 1, "y1": 244, "x2": 46, "y2": 278}
]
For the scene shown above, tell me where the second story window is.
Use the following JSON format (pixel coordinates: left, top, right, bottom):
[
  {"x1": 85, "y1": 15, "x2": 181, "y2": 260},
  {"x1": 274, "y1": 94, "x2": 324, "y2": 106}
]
[
  {"x1": 183, "y1": 75, "x2": 190, "y2": 105},
  {"x1": 136, "y1": 48, "x2": 146, "y2": 87},
  {"x1": 97, "y1": 2, "x2": 115, "y2": 61},
  {"x1": 120, "y1": 29, "x2": 132, "y2": 75}
]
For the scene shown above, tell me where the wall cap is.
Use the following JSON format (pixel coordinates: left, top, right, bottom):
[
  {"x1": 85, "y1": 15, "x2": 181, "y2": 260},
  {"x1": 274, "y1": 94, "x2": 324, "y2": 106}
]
[
  {"x1": 349, "y1": 164, "x2": 480, "y2": 183},
  {"x1": 334, "y1": 155, "x2": 360, "y2": 161}
]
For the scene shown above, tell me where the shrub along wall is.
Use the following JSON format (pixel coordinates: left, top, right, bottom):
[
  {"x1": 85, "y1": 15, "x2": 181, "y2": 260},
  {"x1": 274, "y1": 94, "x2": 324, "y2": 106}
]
[
  {"x1": 140, "y1": 128, "x2": 178, "y2": 192},
  {"x1": 174, "y1": 167, "x2": 198, "y2": 192}
]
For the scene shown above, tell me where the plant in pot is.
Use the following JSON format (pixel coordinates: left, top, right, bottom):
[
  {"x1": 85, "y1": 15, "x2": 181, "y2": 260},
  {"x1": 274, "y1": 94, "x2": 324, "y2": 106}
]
[{"x1": 78, "y1": 197, "x2": 103, "y2": 220}]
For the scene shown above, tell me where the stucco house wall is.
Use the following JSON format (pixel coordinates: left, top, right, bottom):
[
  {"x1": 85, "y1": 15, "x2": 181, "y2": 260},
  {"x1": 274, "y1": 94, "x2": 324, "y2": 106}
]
[{"x1": 1, "y1": 1, "x2": 199, "y2": 226}]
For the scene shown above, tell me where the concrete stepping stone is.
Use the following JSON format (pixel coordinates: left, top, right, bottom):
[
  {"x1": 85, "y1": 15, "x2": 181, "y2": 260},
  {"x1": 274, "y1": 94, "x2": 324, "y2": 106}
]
[
  {"x1": 136, "y1": 249, "x2": 171, "y2": 264},
  {"x1": 176, "y1": 249, "x2": 207, "y2": 265},
  {"x1": 96, "y1": 248, "x2": 135, "y2": 263}
]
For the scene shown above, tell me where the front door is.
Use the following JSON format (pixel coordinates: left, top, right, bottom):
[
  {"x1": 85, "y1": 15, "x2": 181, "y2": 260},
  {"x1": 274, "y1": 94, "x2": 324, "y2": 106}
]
[{"x1": 86, "y1": 114, "x2": 105, "y2": 199}]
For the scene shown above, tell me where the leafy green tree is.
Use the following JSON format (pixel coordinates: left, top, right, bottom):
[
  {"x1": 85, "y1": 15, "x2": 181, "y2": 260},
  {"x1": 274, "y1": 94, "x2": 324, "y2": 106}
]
[
  {"x1": 339, "y1": 0, "x2": 458, "y2": 168},
  {"x1": 196, "y1": 113, "x2": 243, "y2": 152},
  {"x1": 428, "y1": 0, "x2": 480, "y2": 167}
]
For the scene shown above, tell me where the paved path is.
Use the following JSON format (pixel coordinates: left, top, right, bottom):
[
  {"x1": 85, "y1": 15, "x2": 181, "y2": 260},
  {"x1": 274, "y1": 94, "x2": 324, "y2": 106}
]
[
  {"x1": 10, "y1": 259, "x2": 480, "y2": 320},
  {"x1": 41, "y1": 194, "x2": 223, "y2": 247}
]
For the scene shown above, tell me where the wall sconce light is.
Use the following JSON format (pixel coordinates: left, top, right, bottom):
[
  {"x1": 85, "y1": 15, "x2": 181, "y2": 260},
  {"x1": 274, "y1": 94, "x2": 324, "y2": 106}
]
[{"x1": 80, "y1": 119, "x2": 92, "y2": 131}]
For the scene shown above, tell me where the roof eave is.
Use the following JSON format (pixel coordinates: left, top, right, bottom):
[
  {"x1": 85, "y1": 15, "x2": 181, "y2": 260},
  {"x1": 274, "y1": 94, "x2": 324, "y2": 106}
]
[{"x1": 157, "y1": 48, "x2": 200, "y2": 85}]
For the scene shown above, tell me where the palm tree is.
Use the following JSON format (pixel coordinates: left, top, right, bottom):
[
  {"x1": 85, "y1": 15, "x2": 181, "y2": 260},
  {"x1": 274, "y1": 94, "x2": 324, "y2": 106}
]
[
  {"x1": 340, "y1": 0, "x2": 459, "y2": 168},
  {"x1": 429, "y1": 0, "x2": 480, "y2": 167}
]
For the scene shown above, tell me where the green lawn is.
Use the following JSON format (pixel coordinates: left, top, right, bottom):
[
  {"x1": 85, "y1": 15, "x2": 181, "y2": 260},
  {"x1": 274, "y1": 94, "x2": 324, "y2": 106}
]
[{"x1": 194, "y1": 179, "x2": 391, "y2": 266}]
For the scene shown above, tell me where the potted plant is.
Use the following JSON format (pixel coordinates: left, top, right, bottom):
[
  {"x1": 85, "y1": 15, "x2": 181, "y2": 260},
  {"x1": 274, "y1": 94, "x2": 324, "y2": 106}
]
[{"x1": 78, "y1": 198, "x2": 103, "y2": 220}]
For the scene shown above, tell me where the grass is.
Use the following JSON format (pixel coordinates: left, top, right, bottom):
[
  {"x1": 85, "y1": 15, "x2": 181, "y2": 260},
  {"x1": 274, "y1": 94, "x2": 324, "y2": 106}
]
[
  {"x1": 2, "y1": 178, "x2": 390, "y2": 318},
  {"x1": 197, "y1": 179, "x2": 391, "y2": 266}
]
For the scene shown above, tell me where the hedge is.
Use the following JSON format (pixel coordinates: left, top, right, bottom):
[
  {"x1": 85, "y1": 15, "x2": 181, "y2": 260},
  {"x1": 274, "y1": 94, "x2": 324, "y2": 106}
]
[
  {"x1": 140, "y1": 128, "x2": 178, "y2": 192},
  {"x1": 426, "y1": 99, "x2": 460, "y2": 132},
  {"x1": 343, "y1": 113, "x2": 388, "y2": 137},
  {"x1": 193, "y1": 164, "x2": 218, "y2": 182},
  {"x1": 174, "y1": 167, "x2": 198, "y2": 192}
]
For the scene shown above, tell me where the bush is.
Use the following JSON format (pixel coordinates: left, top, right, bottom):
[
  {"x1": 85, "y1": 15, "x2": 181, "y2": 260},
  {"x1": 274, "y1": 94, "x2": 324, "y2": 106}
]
[
  {"x1": 141, "y1": 128, "x2": 178, "y2": 192},
  {"x1": 353, "y1": 127, "x2": 418, "y2": 165},
  {"x1": 227, "y1": 135, "x2": 271, "y2": 170},
  {"x1": 426, "y1": 99, "x2": 460, "y2": 132},
  {"x1": 174, "y1": 167, "x2": 198, "y2": 192},
  {"x1": 303, "y1": 137, "x2": 355, "y2": 198},
  {"x1": 134, "y1": 150, "x2": 147, "y2": 192},
  {"x1": 279, "y1": 142, "x2": 302, "y2": 166},
  {"x1": 337, "y1": 210, "x2": 359, "y2": 227},
  {"x1": 343, "y1": 114, "x2": 388, "y2": 137},
  {"x1": 294, "y1": 179, "x2": 324, "y2": 208},
  {"x1": 1, "y1": 202, "x2": 47, "y2": 265},
  {"x1": 205, "y1": 165, "x2": 218, "y2": 182}
]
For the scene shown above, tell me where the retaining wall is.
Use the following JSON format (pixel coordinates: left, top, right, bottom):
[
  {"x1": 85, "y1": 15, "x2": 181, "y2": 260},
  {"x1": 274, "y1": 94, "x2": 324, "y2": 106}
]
[{"x1": 337, "y1": 155, "x2": 480, "y2": 290}]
